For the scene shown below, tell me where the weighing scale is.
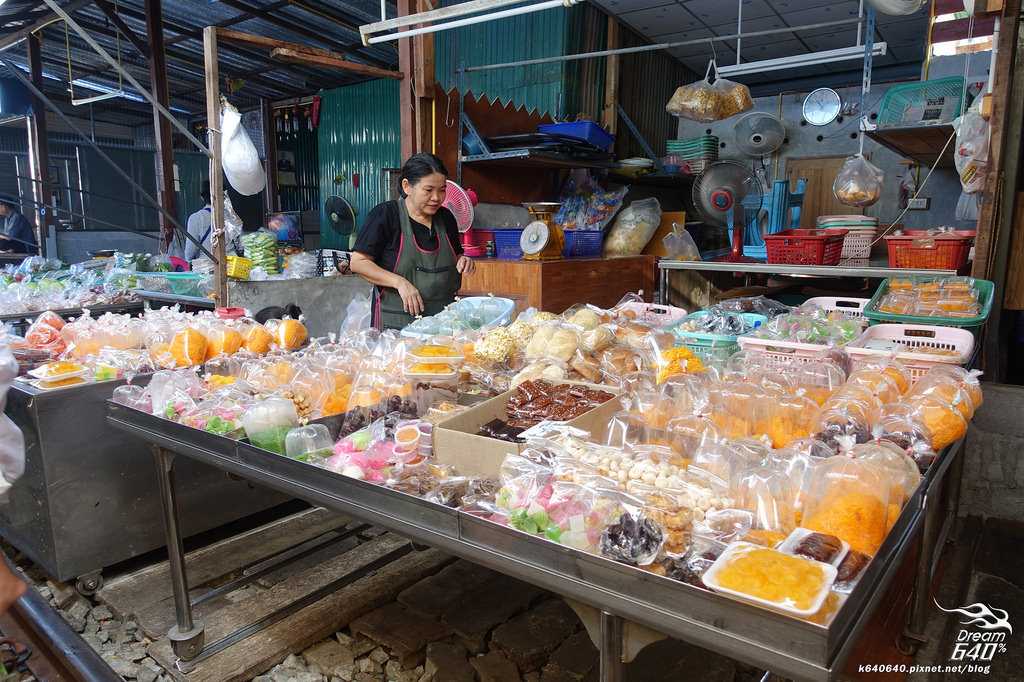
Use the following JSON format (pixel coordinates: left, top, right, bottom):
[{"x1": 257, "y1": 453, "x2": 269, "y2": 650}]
[{"x1": 520, "y1": 202, "x2": 565, "y2": 261}]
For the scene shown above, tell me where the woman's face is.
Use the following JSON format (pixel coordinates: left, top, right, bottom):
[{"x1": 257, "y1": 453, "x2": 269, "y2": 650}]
[{"x1": 403, "y1": 172, "x2": 447, "y2": 216}]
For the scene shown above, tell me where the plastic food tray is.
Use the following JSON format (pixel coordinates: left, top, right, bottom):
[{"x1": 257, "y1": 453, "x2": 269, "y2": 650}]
[
  {"x1": 764, "y1": 229, "x2": 848, "y2": 266},
  {"x1": 408, "y1": 345, "x2": 465, "y2": 365},
  {"x1": 864, "y1": 278, "x2": 994, "y2": 331},
  {"x1": 28, "y1": 364, "x2": 89, "y2": 383},
  {"x1": 777, "y1": 528, "x2": 850, "y2": 569},
  {"x1": 736, "y1": 336, "x2": 831, "y2": 370},
  {"x1": 802, "y1": 297, "x2": 869, "y2": 321},
  {"x1": 846, "y1": 323, "x2": 974, "y2": 383},
  {"x1": 616, "y1": 302, "x2": 688, "y2": 328},
  {"x1": 403, "y1": 366, "x2": 459, "y2": 382},
  {"x1": 703, "y1": 542, "x2": 837, "y2": 618}
]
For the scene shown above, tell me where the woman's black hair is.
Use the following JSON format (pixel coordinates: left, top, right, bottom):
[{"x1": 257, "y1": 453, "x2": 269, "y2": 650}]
[{"x1": 399, "y1": 153, "x2": 448, "y2": 196}]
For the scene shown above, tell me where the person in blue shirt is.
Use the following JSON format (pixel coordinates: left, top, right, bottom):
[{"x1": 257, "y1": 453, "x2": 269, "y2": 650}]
[{"x1": 0, "y1": 201, "x2": 37, "y2": 254}]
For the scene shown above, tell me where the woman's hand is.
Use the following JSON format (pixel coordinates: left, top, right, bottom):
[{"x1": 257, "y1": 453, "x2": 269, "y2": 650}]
[
  {"x1": 396, "y1": 277, "x2": 425, "y2": 317},
  {"x1": 456, "y1": 255, "x2": 475, "y2": 275}
]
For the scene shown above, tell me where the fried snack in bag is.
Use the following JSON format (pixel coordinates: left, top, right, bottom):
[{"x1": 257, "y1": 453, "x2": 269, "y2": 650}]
[{"x1": 170, "y1": 328, "x2": 208, "y2": 367}]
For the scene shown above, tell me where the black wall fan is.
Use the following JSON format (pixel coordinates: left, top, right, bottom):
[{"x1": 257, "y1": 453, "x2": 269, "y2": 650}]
[{"x1": 324, "y1": 195, "x2": 356, "y2": 249}]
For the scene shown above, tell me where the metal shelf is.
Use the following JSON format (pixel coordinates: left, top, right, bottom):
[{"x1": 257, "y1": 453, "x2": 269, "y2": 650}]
[
  {"x1": 658, "y1": 259, "x2": 957, "y2": 279},
  {"x1": 460, "y1": 149, "x2": 616, "y2": 170},
  {"x1": 865, "y1": 124, "x2": 956, "y2": 169},
  {"x1": 134, "y1": 289, "x2": 215, "y2": 308},
  {"x1": 0, "y1": 301, "x2": 144, "y2": 324}
]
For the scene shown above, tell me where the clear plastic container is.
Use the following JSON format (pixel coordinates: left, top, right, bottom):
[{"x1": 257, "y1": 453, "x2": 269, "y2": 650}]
[
  {"x1": 285, "y1": 424, "x2": 334, "y2": 462},
  {"x1": 408, "y1": 341, "x2": 465, "y2": 365},
  {"x1": 242, "y1": 397, "x2": 299, "y2": 455}
]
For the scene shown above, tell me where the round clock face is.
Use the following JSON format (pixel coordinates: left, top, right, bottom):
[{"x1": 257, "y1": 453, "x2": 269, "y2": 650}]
[{"x1": 803, "y1": 88, "x2": 842, "y2": 126}]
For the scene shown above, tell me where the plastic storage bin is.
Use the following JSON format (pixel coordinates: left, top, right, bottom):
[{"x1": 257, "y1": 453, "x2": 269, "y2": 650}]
[
  {"x1": 492, "y1": 229, "x2": 525, "y2": 260},
  {"x1": 538, "y1": 122, "x2": 615, "y2": 150},
  {"x1": 876, "y1": 77, "x2": 964, "y2": 127},
  {"x1": 563, "y1": 230, "x2": 603, "y2": 258},
  {"x1": 802, "y1": 297, "x2": 869, "y2": 321},
  {"x1": 846, "y1": 323, "x2": 975, "y2": 383},
  {"x1": 884, "y1": 230, "x2": 974, "y2": 270},
  {"x1": 673, "y1": 311, "x2": 766, "y2": 363},
  {"x1": 764, "y1": 229, "x2": 848, "y2": 266}
]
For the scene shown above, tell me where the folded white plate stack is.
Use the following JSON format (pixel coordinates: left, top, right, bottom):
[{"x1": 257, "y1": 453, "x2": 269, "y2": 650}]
[{"x1": 817, "y1": 215, "x2": 879, "y2": 259}]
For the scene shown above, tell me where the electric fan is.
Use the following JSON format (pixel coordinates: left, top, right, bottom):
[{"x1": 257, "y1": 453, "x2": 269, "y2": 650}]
[
  {"x1": 692, "y1": 161, "x2": 760, "y2": 263},
  {"x1": 732, "y1": 112, "x2": 786, "y2": 158},
  {"x1": 324, "y1": 195, "x2": 356, "y2": 249},
  {"x1": 442, "y1": 180, "x2": 478, "y2": 251}
]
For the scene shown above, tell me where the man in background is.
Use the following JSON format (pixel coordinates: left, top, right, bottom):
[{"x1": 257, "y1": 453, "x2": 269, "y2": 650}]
[{"x1": 0, "y1": 200, "x2": 37, "y2": 255}]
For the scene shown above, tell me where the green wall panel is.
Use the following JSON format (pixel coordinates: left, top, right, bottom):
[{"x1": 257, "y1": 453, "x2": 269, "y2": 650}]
[{"x1": 317, "y1": 78, "x2": 401, "y2": 250}]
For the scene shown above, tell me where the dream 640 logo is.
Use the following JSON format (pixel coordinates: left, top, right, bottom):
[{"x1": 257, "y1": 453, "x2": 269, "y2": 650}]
[{"x1": 937, "y1": 600, "x2": 1013, "y2": 663}]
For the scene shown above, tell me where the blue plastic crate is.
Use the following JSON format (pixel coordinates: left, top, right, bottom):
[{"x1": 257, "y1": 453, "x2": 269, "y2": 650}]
[
  {"x1": 563, "y1": 230, "x2": 603, "y2": 258},
  {"x1": 492, "y1": 228, "x2": 524, "y2": 260},
  {"x1": 538, "y1": 122, "x2": 615, "y2": 150}
]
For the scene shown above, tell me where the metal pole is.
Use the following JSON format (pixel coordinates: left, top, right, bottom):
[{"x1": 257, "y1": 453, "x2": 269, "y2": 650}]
[
  {"x1": 736, "y1": 0, "x2": 742, "y2": 65},
  {"x1": 856, "y1": 0, "x2": 865, "y2": 46},
  {"x1": 901, "y1": 490, "x2": 940, "y2": 654},
  {"x1": 0, "y1": 55, "x2": 215, "y2": 261},
  {"x1": 204, "y1": 27, "x2": 229, "y2": 306},
  {"x1": 464, "y1": 17, "x2": 862, "y2": 72},
  {"x1": 599, "y1": 611, "x2": 624, "y2": 682},
  {"x1": 39, "y1": 0, "x2": 210, "y2": 155},
  {"x1": 25, "y1": 33, "x2": 51, "y2": 258},
  {"x1": 153, "y1": 447, "x2": 204, "y2": 661}
]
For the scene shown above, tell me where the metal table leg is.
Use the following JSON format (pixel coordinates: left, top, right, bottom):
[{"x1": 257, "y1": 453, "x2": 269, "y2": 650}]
[
  {"x1": 899, "y1": 490, "x2": 941, "y2": 654},
  {"x1": 659, "y1": 266, "x2": 669, "y2": 306},
  {"x1": 600, "y1": 611, "x2": 624, "y2": 682},
  {"x1": 153, "y1": 446, "x2": 205, "y2": 662}
]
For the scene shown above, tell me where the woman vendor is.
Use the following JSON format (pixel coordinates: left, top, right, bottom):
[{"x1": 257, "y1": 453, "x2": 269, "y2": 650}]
[{"x1": 351, "y1": 153, "x2": 475, "y2": 330}]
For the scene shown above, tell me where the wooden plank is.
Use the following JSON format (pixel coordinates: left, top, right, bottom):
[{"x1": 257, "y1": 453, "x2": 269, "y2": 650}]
[
  {"x1": 414, "y1": 0, "x2": 435, "y2": 154},
  {"x1": 972, "y1": 0, "x2": 1021, "y2": 280},
  {"x1": 269, "y1": 47, "x2": 403, "y2": 80},
  {"x1": 204, "y1": 26, "x2": 228, "y2": 305},
  {"x1": 1001, "y1": 193, "x2": 1024, "y2": 308},
  {"x1": 539, "y1": 256, "x2": 656, "y2": 312},
  {"x1": 98, "y1": 508, "x2": 347, "y2": 621},
  {"x1": 398, "y1": 0, "x2": 416, "y2": 160},
  {"x1": 601, "y1": 16, "x2": 619, "y2": 135},
  {"x1": 148, "y1": 546, "x2": 452, "y2": 682},
  {"x1": 459, "y1": 260, "x2": 542, "y2": 310}
]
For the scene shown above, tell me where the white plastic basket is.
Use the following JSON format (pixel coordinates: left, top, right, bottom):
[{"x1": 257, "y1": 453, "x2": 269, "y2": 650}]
[
  {"x1": 846, "y1": 323, "x2": 974, "y2": 383},
  {"x1": 736, "y1": 336, "x2": 830, "y2": 370},
  {"x1": 803, "y1": 297, "x2": 869, "y2": 320},
  {"x1": 841, "y1": 230, "x2": 875, "y2": 259}
]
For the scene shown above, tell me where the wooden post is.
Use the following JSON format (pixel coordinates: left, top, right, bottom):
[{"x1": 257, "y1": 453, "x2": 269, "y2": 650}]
[
  {"x1": 261, "y1": 98, "x2": 278, "y2": 213},
  {"x1": 145, "y1": 0, "x2": 179, "y2": 253},
  {"x1": 601, "y1": 16, "x2": 619, "y2": 135},
  {"x1": 26, "y1": 33, "x2": 51, "y2": 256},
  {"x1": 414, "y1": 0, "x2": 435, "y2": 155},
  {"x1": 397, "y1": 0, "x2": 416, "y2": 160},
  {"x1": 204, "y1": 26, "x2": 228, "y2": 306}
]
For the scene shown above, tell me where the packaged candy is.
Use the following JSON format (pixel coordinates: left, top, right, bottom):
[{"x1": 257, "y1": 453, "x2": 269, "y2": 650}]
[
  {"x1": 242, "y1": 397, "x2": 299, "y2": 454},
  {"x1": 812, "y1": 399, "x2": 874, "y2": 452},
  {"x1": 908, "y1": 372, "x2": 977, "y2": 420},
  {"x1": 901, "y1": 395, "x2": 967, "y2": 451},
  {"x1": 599, "y1": 494, "x2": 666, "y2": 567},
  {"x1": 801, "y1": 458, "x2": 892, "y2": 556},
  {"x1": 731, "y1": 465, "x2": 798, "y2": 533},
  {"x1": 849, "y1": 442, "x2": 921, "y2": 509}
]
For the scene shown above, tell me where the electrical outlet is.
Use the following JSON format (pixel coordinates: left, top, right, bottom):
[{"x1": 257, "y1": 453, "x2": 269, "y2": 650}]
[{"x1": 908, "y1": 197, "x2": 931, "y2": 210}]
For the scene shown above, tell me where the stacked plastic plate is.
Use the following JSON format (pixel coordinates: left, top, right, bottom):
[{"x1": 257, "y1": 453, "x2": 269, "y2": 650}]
[
  {"x1": 666, "y1": 135, "x2": 719, "y2": 175},
  {"x1": 817, "y1": 215, "x2": 879, "y2": 260}
]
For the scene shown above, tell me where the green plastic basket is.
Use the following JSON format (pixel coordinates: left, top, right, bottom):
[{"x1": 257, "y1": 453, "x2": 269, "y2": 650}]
[
  {"x1": 877, "y1": 77, "x2": 964, "y2": 127},
  {"x1": 671, "y1": 311, "x2": 770, "y2": 348},
  {"x1": 864, "y1": 277, "x2": 994, "y2": 331}
]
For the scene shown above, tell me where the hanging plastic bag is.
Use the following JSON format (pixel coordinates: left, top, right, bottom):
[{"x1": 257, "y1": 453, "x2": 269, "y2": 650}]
[
  {"x1": 221, "y1": 99, "x2": 266, "y2": 196},
  {"x1": 833, "y1": 154, "x2": 884, "y2": 207},
  {"x1": 604, "y1": 198, "x2": 662, "y2": 257},
  {"x1": 866, "y1": 0, "x2": 926, "y2": 16},
  {"x1": 956, "y1": 191, "x2": 980, "y2": 221},
  {"x1": 666, "y1": 59, "x2": 753, "y2": 122},
  {"x1": 662, "y1": 223, "x2": 700, "y2": 261},
  {"x1": 953, "y1": 103, "x2": 989, "y2": 194},
  {"x1": 0, "y1": 347, "x2": 25, "y2": 498},
  {"x1": 340, "y1": 294, "x2": 372, "y2": 335}
]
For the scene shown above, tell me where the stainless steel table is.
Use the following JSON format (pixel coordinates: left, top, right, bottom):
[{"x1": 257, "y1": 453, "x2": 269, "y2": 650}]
[
  {"x1": 107, "y1": 403, "x2": 965, "y2": 681},
  {"x1": 657, "y1": 259, "x2": 958, "y2": 305},
  {"x1": 0, "y1": 378, "x2": 288, "y2": 591},
  {"x1": 0, "y1": 301, "x2": 145, "y2": 334}
]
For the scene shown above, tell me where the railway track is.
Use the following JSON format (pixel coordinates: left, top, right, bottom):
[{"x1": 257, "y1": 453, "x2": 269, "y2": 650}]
[{"x1": 0, "y1": 568, "x2": 120, "y2": 682}]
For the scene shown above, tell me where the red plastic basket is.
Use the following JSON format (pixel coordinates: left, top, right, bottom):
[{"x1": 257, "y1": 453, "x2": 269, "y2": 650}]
[
  {"x1": 884, "y1": 230, "x2": 974, "y2": 270},
  {"x1": 763, "y1": 229, "x2": 848, "y2": 266}
]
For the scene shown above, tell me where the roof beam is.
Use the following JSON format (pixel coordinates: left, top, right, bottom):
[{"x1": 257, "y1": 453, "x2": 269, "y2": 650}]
[
  {"x1": 0, "y1": 0, "x2": 93, "y2": 51},
  {"x1": 217, "y1": 0, "x2": 367, "y2": 61},
  {"x1": 93, "y1": 0, "x2": 150, "y2": 59},
  {"x1": 215, "y1": 28, "x2": 403, "y2": 80}
]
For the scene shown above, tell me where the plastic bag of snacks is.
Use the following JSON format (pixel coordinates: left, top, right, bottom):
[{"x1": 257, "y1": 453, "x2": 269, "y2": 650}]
[
  {"x1": 241, "y1": 397, "x2": 299, "y2": 454},
  {"x1": 800, "y1": 457, "x2": 893, "y2": 556},
  {"x1": 666, "y1": 60, "x2": 753, "y2": 122},
  {"x1": 765, "y1": 392, "x2": 818, "y2": 448},
  {"x1": 266, "y1": 317, "x2": 308, "y2": 351},
  {"x1": 524, "y1": 321, "x2": 580, "y2": 364},
  {"x1": 598, "y1": 489, "x2": 666, "y2": 567},
  {"x1": 731, "y1": 465, "x2": 798, "y2": 534},
  {"x1": 604, "y1": 198, "x2": 663, "y2": 257},
  {"x1": 907, "y1": 370, "x2": 978, "y2": 421},
  {"x1": 812, "y1": 398, "x2": 875, "y2": 453},
  {"x1": 900, "y1": 395, "x2": 967, "y2": 451},
  {"x1": 833, "y1": 154, "x2": 884, "y2": 207},
  {"x1": 849, "y1": 442, "x2": 921, "y2": 509}
]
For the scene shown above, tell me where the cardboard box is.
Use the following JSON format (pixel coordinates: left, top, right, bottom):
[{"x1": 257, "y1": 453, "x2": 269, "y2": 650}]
[{"x1": 433, "y1": 383, "x2": 622, "y2": 478}]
